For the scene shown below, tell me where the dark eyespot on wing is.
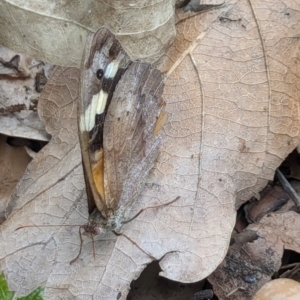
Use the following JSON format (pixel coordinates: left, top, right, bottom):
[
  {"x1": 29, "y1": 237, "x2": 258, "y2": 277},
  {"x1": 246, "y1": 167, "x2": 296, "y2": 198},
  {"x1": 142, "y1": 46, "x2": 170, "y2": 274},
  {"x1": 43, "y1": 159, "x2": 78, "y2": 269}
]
[{"x1": 96, "y1": 69, "x2": 104, "y2": 79}]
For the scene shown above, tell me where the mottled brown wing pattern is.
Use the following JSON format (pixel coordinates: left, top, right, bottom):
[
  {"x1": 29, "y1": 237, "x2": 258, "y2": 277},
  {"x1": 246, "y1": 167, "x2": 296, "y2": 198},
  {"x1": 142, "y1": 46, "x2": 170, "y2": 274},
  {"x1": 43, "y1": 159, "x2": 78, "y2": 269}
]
[
  {"x1": 79, "y1": 28, "x2": 165, "y2": 232},
  {"x1": 78, "y1": 28, "x2": 131, "y2": 214},
  {"x1": 103, "y1": 63, "x2": 164, "y2": 214}
]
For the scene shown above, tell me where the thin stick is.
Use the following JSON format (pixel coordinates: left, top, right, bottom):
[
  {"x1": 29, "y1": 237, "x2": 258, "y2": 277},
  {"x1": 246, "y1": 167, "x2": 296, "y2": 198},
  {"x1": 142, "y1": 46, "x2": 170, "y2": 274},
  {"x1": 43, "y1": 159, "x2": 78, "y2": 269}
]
[
  {"x1": 122, "y1": 196, "x2": 180, "y2": 225},
  {"x1": 226, "y1": 287, "x2": 245, "y2": 297},
  {"x1": 279, "y1": 262, "x2": 300, "y2": 270},
  {"x1": 276, "y1": 169, "x2": 300, "y2": 212}
]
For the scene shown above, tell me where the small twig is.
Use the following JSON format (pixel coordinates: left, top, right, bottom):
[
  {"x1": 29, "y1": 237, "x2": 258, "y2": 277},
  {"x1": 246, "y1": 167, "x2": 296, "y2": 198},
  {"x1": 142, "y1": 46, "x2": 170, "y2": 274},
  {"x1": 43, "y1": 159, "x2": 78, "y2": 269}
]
[
  {"x1": 226, "y1": 286, "x2": 246, "y2": 297},
  {"x1": 276, "y1": 169, "x2": 300, "y2": 212},
  {"x1": 279, "y1": 262, "x2": 300, "y2": 270},
  {"x1": 189, "y1": 289, "x2": 213, "y2": 300}
]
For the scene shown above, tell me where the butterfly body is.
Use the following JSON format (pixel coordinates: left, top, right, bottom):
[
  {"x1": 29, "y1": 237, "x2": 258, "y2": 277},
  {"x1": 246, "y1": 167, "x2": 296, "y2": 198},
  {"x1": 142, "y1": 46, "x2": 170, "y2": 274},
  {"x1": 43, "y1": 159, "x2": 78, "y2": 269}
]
[{"x1": 84, "y1": 207, "x2": 125, "y2": 235}]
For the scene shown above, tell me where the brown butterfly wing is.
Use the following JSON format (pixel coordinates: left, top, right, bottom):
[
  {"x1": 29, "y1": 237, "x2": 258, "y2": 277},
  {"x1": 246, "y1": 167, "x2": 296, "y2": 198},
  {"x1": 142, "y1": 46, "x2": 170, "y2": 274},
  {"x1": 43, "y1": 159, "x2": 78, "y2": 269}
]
[
  {"x1": 78, "y1": 28, "x2": 131, "y2": 214},
  {"x1": 103, "y1": 62, "x2": 164, "y2": 215}
]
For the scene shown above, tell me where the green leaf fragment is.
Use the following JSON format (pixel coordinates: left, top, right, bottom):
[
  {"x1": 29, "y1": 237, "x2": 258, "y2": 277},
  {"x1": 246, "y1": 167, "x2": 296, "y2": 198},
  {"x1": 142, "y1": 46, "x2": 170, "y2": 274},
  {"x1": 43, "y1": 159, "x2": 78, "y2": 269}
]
[
  {"x1": 0, "y1": 273, "x2": 44, "y2": 300},
  {"x1": 17, "y1": 287, "x2": 44, "y2": 300},
  {"x1": 0, "y1": 273, "x2": 15, "y2": 300}
]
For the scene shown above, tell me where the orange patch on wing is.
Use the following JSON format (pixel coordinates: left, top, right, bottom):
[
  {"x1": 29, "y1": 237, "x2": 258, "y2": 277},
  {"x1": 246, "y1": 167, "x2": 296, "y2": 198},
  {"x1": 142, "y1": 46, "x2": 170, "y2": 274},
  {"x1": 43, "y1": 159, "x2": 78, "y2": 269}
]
[
  {"x1": 153, "y1": 110, "x2": 168, "y2": 134},
  {"x1": 92, "y1": 149, "x2": 105, "y2": 201}
]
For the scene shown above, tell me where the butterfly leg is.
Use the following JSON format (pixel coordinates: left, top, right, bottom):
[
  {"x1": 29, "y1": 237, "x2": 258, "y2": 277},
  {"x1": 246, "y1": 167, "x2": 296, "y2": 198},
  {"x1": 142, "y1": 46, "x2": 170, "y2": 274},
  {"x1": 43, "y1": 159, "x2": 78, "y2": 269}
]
[
  {"x1": 113, "y1": 197, "x2": 180, "y2": 260},
  {"x1": 70, "y1": 225, "x2": 87, "y2": 264},
  {"x1": 112, "y1": 230, "x2": 156, "y2": 260}
]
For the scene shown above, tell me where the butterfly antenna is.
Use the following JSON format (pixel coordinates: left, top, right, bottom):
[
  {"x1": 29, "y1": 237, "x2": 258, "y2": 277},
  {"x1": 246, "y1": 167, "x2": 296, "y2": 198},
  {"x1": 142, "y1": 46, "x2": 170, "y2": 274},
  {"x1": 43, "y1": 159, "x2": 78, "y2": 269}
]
[
  {"x1": 15, "y1": 224, "x2": 82, "y2": 231},
  {"x1": 122, "y1": 196, "x2": 180, "y2": 225},
  {"x1": 92, "y1": 233, "x2": 96, "y2": 260}
]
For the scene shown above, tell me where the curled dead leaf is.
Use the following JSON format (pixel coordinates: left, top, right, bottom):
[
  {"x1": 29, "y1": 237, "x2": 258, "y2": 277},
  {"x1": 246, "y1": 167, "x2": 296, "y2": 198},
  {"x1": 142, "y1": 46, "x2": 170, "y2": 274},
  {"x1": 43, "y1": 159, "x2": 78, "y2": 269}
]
[{"x1": 0, "y1": 0, "x2": 176, "y2": 66}]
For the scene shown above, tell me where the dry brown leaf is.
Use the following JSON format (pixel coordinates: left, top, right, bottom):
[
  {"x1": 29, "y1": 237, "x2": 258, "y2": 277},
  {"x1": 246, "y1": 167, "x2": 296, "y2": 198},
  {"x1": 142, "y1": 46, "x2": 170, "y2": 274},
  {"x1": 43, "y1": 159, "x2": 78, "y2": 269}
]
[
  {"x1": 0, "y1": 0, "x2": 175, "y2": 66},
  {"x1": 280, "y1": 150, "x2": 300, "y2": 180},
  {"x1": 0, "y1": 46, "x2": 52, "y2": 141},
  {"x1": 0, "y1": 111, "x2": 50, "y2": 141},
  {"x1": 209, "y1": 211, "x2": 300, "y2": 299},
  {"x1": 0, "y1": 135, "x2": 31, "y2": 223},
  {"x1": 253, "y1": 278, "x2": 300, "y2": 300},
  {"x1": 127, "y1": 261, "x2": 206, "y2": 300},
  {"x1": 208, "y1": 228, "x2": 284, "y2": 300},
  {"x1": 1, "y1": 0, "x2": 300, "y2": 299},
  {"x1": 157, "y1": 0, "x2": 300, "y2": 282},
  {"x1": 251, "y1": 211, "x2": 300, "y2": 254},
  {"x1": 246, "y1": 186, "x2": 289, "y2": 222}
]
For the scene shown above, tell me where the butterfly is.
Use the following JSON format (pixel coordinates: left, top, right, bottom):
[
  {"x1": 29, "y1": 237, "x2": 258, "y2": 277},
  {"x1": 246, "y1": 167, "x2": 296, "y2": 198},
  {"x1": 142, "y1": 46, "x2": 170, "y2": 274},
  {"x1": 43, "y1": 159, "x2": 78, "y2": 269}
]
[{"x1": 76, "y1": 28, "x2": 177, "y2": 260}]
